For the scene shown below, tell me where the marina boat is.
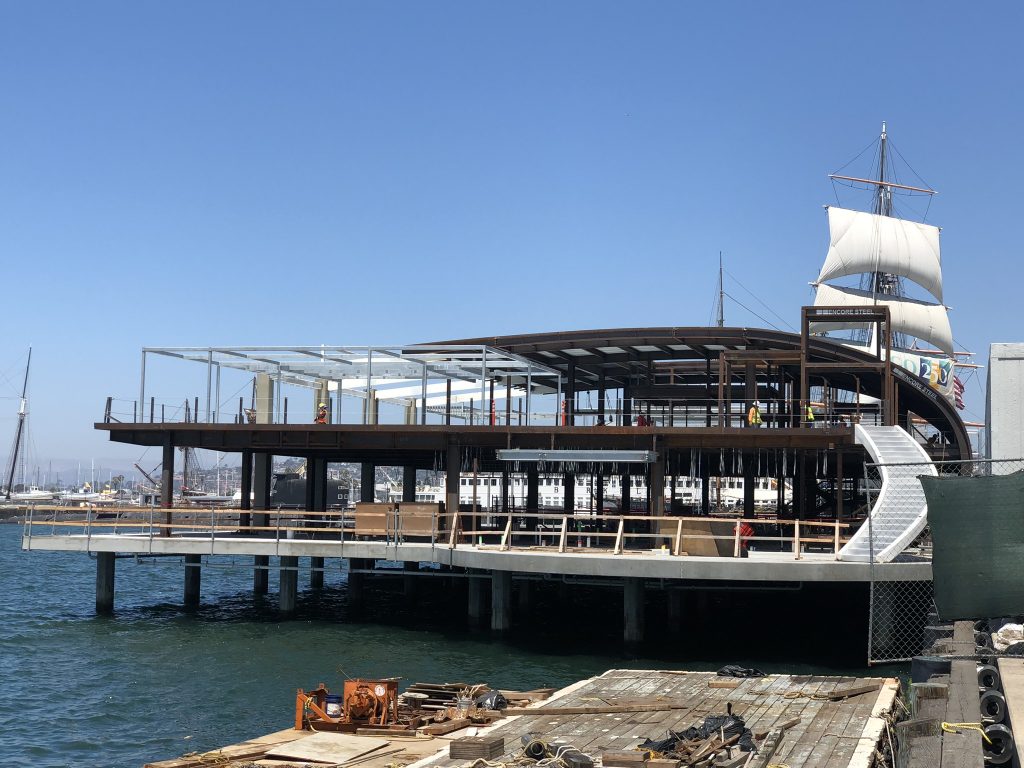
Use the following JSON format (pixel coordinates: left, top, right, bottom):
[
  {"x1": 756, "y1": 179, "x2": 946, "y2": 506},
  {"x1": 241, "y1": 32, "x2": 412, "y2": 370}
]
[
  {"x1": 58, "y1": 484, "x2": 103, "y2": 504},
  {"x1": 2, "y1": 348, "x2": 41, "y2": 502},
  {"x1": 9, "y1": 485, "x2": 55, "y2": 502}
]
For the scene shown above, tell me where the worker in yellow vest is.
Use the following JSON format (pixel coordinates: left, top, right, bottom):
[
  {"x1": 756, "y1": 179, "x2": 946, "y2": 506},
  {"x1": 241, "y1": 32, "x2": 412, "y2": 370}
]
[
  {"x1": 747, "y1": 401, "x2": 763, "y2": 428},
  {"x1": 805, "y1": 403, "x2": 816, "y2": 426}
]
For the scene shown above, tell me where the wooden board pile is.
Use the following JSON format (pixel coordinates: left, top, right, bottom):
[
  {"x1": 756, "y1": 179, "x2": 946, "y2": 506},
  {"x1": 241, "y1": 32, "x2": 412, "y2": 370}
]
[
  {"x1": 602, "y1": 716, "x2": 799, "y2": 768},
  {"x1": 449, "y1": 736, "x2": 506, "y2": 760}
]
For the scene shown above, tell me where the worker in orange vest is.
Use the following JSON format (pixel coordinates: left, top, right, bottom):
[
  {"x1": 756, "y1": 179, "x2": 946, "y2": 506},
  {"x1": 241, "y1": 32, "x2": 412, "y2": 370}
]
[
  {"x1": 315, "y1": 402, "x2": 328, "y2": 424},
  {"x1": 747, "y1": 401, "x2": 763, "y2": 428}
]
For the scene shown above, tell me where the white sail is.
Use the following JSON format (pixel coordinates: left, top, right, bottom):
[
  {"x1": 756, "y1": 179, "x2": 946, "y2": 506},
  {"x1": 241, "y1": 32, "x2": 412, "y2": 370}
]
[
  {"x1": 812, "y1": 283, "x2": 954, "y2": 356},
  {"x1": 818, "y1": 207, "x2": 943, "y2": 302}
]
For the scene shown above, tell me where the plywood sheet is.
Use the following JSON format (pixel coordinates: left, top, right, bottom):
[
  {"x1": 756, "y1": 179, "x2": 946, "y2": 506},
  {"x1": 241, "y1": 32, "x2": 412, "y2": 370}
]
[{"x1": 266, "y1": 733, "x2": 389, "y2": 764}]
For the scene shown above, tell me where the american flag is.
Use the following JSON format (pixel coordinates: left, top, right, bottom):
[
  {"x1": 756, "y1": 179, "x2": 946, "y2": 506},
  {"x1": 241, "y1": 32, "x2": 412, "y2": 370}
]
[{"x1": 953, "y1": 375, "x2": 965, "y2": 410}]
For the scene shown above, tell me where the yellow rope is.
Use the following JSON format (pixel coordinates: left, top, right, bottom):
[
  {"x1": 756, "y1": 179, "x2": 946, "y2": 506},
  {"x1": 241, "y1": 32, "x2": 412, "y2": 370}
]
[{"x1": 941, "y1": 722, "x2": 992, "y2": 744}]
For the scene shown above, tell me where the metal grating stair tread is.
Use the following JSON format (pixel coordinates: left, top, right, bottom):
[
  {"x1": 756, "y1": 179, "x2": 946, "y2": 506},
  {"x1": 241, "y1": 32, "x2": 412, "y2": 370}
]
[{"x1": 838, "y1": 425, "x2": 937, "y2": 562}]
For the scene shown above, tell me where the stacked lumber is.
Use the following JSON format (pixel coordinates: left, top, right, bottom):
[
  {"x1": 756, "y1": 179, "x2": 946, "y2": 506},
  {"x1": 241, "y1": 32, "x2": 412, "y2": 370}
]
[{"x1": 449, "y1": 736, "x2": 505, "y2": 760}]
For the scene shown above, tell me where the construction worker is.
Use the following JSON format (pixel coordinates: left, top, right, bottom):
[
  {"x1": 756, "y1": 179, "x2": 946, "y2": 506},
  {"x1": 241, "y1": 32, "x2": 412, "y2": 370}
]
[
  {"x1": 315, "y1": 402, "x2": 328, "y2": 424},
  {"x1": 805, "y1": 402, "x2": 816, "y2": 427},
  {"x1": 736, "y1": 520, "x2": 756, "y2": 557},
  {"x1": 747, "y1": 401, "x2": 763, "y2": 428}
]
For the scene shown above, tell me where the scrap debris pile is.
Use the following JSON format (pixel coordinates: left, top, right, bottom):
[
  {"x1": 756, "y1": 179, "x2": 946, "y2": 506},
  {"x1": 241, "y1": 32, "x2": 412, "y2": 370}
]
[
  {"x1": 296, "y1": 679, "x2": 554, "y2": 734},
  {"x1": 636, "y1": 713, "x2": 755, "y2": 765}
]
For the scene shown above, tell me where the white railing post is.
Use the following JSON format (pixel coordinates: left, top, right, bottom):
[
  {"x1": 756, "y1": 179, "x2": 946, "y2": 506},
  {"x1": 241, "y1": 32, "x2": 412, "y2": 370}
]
[
  {"x1": 613, "y1": 518, "x2": 625, "y2": 555},
  {"x1": 673, "y1": 518, "x2": 683, "y2": 556},
  {"x1": 558, "y1": 516, "x2": 568, "y2": 553},
  {"x1": 793, "y1": 519, "x2": 801, "y2": 560},
  {"x1": 733, "y1": 521, "x2": 742, "y2": 558},
  {"x1": 500, "y1": 517, "x2": 513, "y2": 551}
]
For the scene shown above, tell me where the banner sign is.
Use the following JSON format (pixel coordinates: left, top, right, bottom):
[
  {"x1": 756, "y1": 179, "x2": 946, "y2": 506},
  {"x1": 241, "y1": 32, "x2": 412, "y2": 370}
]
[{"x1": 890, "y1": 350, "x2": 955, "y2": 404}]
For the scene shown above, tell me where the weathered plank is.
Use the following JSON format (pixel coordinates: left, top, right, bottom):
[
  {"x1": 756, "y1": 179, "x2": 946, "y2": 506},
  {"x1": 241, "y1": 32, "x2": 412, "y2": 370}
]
[
  {"x1": 997, "y1": 657, "x2": 1024, "y2": 768},
  {"x1": 940, "y1": 660, "x2": 984, "y2": 768}
]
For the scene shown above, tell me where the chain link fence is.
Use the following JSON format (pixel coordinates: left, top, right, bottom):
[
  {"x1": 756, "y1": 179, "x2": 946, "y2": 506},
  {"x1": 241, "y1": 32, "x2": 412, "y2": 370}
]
[{"x1": 866, "y1": 457, "x2": 1024, "y2": 665}]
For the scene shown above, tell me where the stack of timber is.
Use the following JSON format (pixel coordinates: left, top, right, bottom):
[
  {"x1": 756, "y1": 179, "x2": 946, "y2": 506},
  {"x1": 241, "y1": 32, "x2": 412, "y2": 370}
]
[{"x1": 449, "y1": 736, "x2": 505, "y2": 760}]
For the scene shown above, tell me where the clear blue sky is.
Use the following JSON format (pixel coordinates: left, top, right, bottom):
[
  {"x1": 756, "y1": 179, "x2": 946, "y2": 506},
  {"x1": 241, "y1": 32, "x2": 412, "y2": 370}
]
[{"x1": 1, "y1": 2, "x2": 1020, "y2": 472}]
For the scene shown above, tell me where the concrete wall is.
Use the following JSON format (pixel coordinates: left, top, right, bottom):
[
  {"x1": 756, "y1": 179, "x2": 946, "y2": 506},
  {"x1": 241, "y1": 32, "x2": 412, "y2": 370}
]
[{"x1": 986, "y1": 343, "x2": 1024, "y2": 464}]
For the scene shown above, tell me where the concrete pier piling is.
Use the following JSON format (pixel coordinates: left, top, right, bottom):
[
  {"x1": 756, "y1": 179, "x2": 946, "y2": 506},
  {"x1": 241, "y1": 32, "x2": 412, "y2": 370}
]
[
  {"x1": 624, "y1": 577, "x2": 645, "y2": 646},
  {"x1": 310, "y1": 557, "x2": 324, "y2": 590},
  {"x1": 667, "y1": 588, "x2": 683, "y2": 634},
  {"x1": 184, "y1": 554, "x2": 201, "y2": 608},
  {"x1": 253, "y1": 555, "x2": 269, "y2": 595},
  {"x1": 467, "y1": 574, "x2": 486, "y2": 628},
  {"x1": 491, "y1": 570, "x2": 511, "y2": 634},
  {"x1": 279, "y1": 556, "x2": 298, "y2": 614},
  {"x1": 96, "y1": 551, "x2": 115, "y2": 614}
]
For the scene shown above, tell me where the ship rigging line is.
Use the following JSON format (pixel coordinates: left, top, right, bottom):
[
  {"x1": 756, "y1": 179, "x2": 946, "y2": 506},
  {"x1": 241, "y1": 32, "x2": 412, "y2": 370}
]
[
  {"x1": 723, "y1": 268, "x2": 797, "y2": 331},
  {"x1": 721, "y1": 291, "x2": 782, "y2": 332}
]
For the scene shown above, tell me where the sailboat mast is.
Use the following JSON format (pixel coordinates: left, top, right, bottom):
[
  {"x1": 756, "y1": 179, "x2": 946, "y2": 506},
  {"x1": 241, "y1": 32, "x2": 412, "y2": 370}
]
[
  {"x1": 875, "y1": 122, "x2": 891, "y2": 218},
  {"x1": 717, "y1": 252, "x2": 725, "y2": 327},
  {"x1": 4, "y1": 348, "x2": 32, "y2": 500}
]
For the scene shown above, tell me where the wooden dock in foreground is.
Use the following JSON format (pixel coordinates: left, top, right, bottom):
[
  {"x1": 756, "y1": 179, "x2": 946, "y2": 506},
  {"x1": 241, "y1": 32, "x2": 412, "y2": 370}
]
[{"x1": 144, "y1": 669, "x2": 900, "y2": 768}]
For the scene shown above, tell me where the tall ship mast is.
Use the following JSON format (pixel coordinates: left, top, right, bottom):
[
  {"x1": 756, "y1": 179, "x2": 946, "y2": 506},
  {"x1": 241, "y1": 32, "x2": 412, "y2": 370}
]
[{"x1": 811, "y1": 123, "x2": 961, "y2": 409}]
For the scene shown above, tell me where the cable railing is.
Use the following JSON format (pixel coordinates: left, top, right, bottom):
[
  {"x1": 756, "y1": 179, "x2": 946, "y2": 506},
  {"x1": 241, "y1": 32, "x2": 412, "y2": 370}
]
[
  {"x1": 101, "y1": 394, "x2": 882, "y2": 430},
  {"x1": 22, "y1": 503, "x2": 854, "y2": 561}
]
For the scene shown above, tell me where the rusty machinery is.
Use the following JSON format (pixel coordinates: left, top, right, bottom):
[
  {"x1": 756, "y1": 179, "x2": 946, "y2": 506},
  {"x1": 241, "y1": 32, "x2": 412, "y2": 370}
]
[{"x1": 296, "y1": 679, "x2": 400, "y2": 731}]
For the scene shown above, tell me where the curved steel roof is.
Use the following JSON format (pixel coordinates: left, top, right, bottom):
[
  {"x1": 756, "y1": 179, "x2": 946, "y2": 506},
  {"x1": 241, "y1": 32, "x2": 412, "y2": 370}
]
[{"x1": 442, "y1": 326, "x2": 971, "y2": 459}]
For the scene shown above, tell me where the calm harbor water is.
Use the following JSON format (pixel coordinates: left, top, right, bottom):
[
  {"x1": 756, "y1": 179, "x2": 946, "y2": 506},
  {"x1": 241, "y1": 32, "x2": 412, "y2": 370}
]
[{"x1": 1, "y1": 524, "x2": 886, "y2": 768}]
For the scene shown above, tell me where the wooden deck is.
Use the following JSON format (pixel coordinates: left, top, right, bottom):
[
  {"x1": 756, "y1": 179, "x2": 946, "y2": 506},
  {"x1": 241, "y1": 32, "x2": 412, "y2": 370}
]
[
  {"x1": 145, "y1": 669, "x2": 900, "y2": 768},
  {"x1": 412, "y1": 670, "x2": 899, "y2": 768}
]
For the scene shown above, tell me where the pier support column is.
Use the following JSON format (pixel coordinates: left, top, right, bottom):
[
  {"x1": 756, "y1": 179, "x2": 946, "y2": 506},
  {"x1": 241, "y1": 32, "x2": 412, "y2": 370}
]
[
  {"x1": 623, "y1": 577, "x2": 645, "y2": 647},
  {"x1": 253, "y1": 556, "x2": 269, "y2": 595},
  {"x1": 491, "y1": 570, "x2": 511, "y2": 634},
  {"x1": 310, "y1": 557, "x2": 324, "y2": 590},
  {"x1": 239, "y1": 449, "x2": 252, "y2": 528},
  {"x1": 308, "y1": 457, "x2": 327, "y2": 590},
  {"x1": 650, "y1": 453, "x2": 665, "y2": 518},
  {"x1": 312, "y1": 457, "x2": 328, "y2": 511},
  {"x1": 252, "y1": 449, "x2": 272, "y2": 595},
  {"x1": 667, "y1": 589, "x2": 683, "y2": 635},
  {"x1": 563, "y1": 472, "x2": 575, "y2": 513},
  {"x1": 701, "y1": 464, "x2": 711, "y2": 516},
  {"x1": 526, "y1": 467, "x2": 539, "y2": 533},
  {"x1": 404, "y1": 561, "x2": 419, "y2": 598},
  {"x1": 184, "y1": 554, "x2": 201, "y2": 608},
  {"x1": 253, "y1": 453, "x2": 272, "y2": 533},
  {"x1": 279, "y1": 556, "x2": 298, "y2": 614},
  {"x1": 517, "y1": 578, "x2": 531, "y2": 614},
  {"x1": 361, "y1": 462, "x2": 376, "y2": 503},
  {"x1": 446, "y1": 442, "x2": 460, "y2": 533},
  {"x1": 347, "y1": 558, "x2": 365, "y2": 607},
  {"x1": 743, "y1": 451, "x2": 755, "y2": 518},
  {"x1": 96, "y1": 551, "x2": 115, "y2": 615},
  {"x1": 403, "y1": 465, "x2": 417, "y2": 502},
  {"x1": 621, "y1": 472, "x2": 631, "y2": 513},
  {"x1": 468, "y1": 574, "x2": 486, "y2": 628},
  {"x1": 160, "y1": 437, "x2": 174, "y2": 536}
]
